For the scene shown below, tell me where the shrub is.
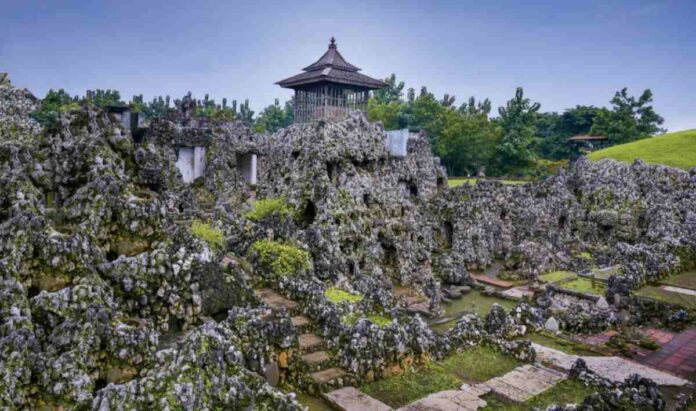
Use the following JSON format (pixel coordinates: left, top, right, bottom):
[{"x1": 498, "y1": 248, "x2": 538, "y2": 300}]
[
  {"x1": 249, "y1": 240, "x2": 310, "y2": 278},
  {"x1": 244, "y1": 197, "x2": 295, "y2": 221},
  {"x1": 191, "y1": 220, "x2": 225, "y2": 250},
  {"x1": 325, "y1": 287, "x2": 363, "y2": 304}
]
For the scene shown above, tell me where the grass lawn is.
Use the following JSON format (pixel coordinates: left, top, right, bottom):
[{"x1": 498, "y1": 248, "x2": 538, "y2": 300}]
[
  {"x1": 539, "y1": 271, "x2": 577, "y2": 284},
  {"x1": 559, "y1": 278, "x2": 605, "y2": 296},
  {"x1": 660, "y1": 271, "x2": 696, "y2": 291},
  {"x1": 633, "y1": 285, "x2": 696, "y2": 311},
  {"x1": 524, "y1": 332, "x2": 598, "y2": 356},
  {"x1": 587, "y1": 129, "x2": 696, "y2": 170},
  {"x1": 448, "y1": 177, "x2": 529, "y2": 188},
  {"x1": 361, "y1": 345, "x2": 521, "y2": 408},
  {"x1": 482, "y1": 378, "x2": 597, "y2": 410}
]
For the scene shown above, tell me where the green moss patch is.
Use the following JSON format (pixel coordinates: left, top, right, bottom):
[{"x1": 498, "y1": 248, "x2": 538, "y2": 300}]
[
  {"x1": 540, "y1": 271, "x2": 577, "y2": 284},
  {"x1": 633, "y1": 285, "x2": 696, "y2": 311},
  {"x1": 560, "y1": 278, "x2": 605, "y2": 296},
  {"x1": 482, "y1": 378, "x2": 597, "y2": 410},
  {"x1": 448, "y1": 178, "x2": 528, "y2": 188},
  {"x1": 191, "y1": 220, "x2": 225, "y2": 250},
  {"x1": 326, "y1": 287, "x2": 363, "y2": 304},
  {"x1": 361, "y1": 345, "x2": 521, "y2": 408},
  {"x1": 245, "y1": 197, "x2": 294, "y2": 221},
  {"x1": 248, "y1": 240, "x2": 310, "y2": 278},
  {"x1": 439, "y1": 345, "x2": 522, "y2": 383},
  {"x1": 660, "y1": 271, "x2": 696, "y2": 291}
]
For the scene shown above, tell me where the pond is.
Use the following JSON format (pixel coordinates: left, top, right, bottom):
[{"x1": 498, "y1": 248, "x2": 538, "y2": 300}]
[{"x1": 427, "y1": 290, "x2": 517, "y2": 333}]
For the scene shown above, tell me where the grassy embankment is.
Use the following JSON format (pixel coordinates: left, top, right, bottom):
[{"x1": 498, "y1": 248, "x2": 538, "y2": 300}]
[{"x1": 588, "y1": 129, "x2": 696, "y2": 170}]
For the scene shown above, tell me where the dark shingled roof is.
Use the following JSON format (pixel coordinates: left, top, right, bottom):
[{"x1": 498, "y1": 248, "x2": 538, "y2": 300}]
[{"x1": 277, "y1": 38, "x2": 386, "y2": 90}]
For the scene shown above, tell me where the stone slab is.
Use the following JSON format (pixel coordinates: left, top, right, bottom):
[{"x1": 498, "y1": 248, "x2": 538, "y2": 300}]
[
  {"x1": 299, "y1": 333, "x2": 323, "y2": 351},
  {"x1": 303, "y1": 350, "x2": 330, "y2": 365},
  {"x1": 291, "y1": 315, "x2": 311, "y2": 328},
  {"x1": 532, "y1": 343, "x2": 689, "y2": 386},
  {"x1": 470, "y1": 274, "x2": 514, "y2": 289},
  {"x1": 324, "y1": 387, "x2": 392, "y2": 411},
  {"x1": 256, "y1": 288, "x2": 299, "y2": 312},
  {"x1": 662, "y1": 285, "x2": 696, "y2": 297},
  {"x1": 398, "y1": 390, "x2": 486, "y2": 411},
  {"x1": 483, "y1": 378, "x2": 532, "y2": 403},
  {"x1": 501, "y1": 286, "x2": 534, "y2": 300}
]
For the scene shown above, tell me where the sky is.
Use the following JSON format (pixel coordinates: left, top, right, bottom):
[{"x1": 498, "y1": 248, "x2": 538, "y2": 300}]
[{"x1": 1, "y1": 0, "x2": 695, "y2": 131}]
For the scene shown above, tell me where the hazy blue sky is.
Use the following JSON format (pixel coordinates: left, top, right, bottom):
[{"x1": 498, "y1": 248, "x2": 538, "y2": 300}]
[{"x1": 2, "y1": 0, "x2": 695, "y2": 131}]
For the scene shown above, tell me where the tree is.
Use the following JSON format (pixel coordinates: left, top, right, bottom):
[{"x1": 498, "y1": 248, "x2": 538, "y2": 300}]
[
  {"x1": 496, "y1": 87, "x2": 541, "y2": 173},
  {"x1": 536, "y1": 106, "x2": 604, "y2": 160},
  {"x1": 31, "y1": 89, "x2": 80, "y2": 125},
  {"x1": 83, "y1": 89, "x2": 123, "y2": 108},
  {"x1": 255, "y1": 98, "x2": 293, "y2": 133},
  {"x1": 591, "y1": 88, "x2": 665, "y2": 145},
  {"x1": 373, "y1": 74, "x2": 405, "y2": 104}
]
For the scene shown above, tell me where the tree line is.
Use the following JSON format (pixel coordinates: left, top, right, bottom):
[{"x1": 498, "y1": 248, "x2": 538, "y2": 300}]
[{"x1": 32, "y1": 76, "x2": 664, "y2": 177}]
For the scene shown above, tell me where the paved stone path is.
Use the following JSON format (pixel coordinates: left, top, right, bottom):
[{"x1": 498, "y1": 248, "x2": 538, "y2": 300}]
[
  {"x1": 397, "y1": 389, "x2": 486, "y2": 411},
  {"x1": 470, "y1": 274, "x2": 514, "y2": 289},
  {"x1": 500, "y1": 285, "x2": 534, "y2": 300},
  {"x1": 662, "y1": 285, "x2": 696, "y2": 297},
  {"x1": 533, "y1": 343, "x2": 689, "y2": 386},
  {"x1": 638, "y1": 327, "x2": 696, "y2": 379},
  {"x1": 324, "y1": 387, "x2": 392, "y2": 411},
  {"x1": 483, "y1": 364, "x2": 566, "y2": 402}
]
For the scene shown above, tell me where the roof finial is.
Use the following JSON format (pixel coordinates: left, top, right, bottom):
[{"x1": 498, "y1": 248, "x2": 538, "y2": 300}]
[{"x1": 329, "y1": 37, "x2": 336, "y2": 49}]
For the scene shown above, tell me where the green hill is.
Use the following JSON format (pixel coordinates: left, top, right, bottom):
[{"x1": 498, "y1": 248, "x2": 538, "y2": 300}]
[{"x1": 588, "y1": 129, "x2": 696, "y2": 170}]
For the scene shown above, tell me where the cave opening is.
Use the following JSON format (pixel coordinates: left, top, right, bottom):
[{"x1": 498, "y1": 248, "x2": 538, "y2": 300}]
[{"x1": 301, "y1": 200, "x2": 317, "y2": 228}]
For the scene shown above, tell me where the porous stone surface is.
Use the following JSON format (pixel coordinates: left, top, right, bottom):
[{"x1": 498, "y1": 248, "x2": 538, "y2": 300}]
[{"x1": 1, "y1": 73, "x2": 695, "y2": 409}]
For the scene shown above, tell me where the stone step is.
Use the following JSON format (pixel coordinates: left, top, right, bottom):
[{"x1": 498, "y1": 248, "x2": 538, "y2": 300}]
[
  {"x1": 302, "y1": 351, "x2": 331, "y2": 370},
  {"x1": 299, "y1": 333, "x2": 324, "y2": 353},
  {"x1": 291, "y1": 315, "x2": 313, "y2": 333},
  {"x1": 397, "y1": 389, "x2": 486, "y2": 411},
  {"x1": 255, "y1": 288, "x2": 300, "y2": 314},
  {"x1": 310, "y1": 367, "x2": 349, "y2": 390},
  {"x1": 323, "y1": 387, "x2": 392, "y2": 411}
]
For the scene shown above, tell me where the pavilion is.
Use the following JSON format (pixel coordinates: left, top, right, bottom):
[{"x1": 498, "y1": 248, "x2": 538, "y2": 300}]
[{"x1": 277, "y1": 37, "x2": 386, "y2": 123}]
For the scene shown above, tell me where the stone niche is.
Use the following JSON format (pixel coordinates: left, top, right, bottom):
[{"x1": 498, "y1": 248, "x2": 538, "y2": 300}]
[
  {"x1": 236, "y1": 153, "x2": 257, "y2": 185},
  {"x1": 385, "y1": 128, "x2": 411, "y2": 157},
  {"x1": 176, "y1": 146, "x2": 207, "y2": 183}
]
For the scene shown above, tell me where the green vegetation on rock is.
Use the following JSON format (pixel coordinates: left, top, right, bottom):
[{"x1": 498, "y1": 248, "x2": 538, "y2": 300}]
[
  {"x1": 248, "y1": 240, "x2": 310, "y2": 278},
  {"x1": 326, "y1": 287, "x2": 363, "y2": 304},
  {"x1": 588, "y1": 129, "x2": 696, "y2": 170},
  {"x1": 448, "y1": 178, "x2": 528, "y2": 188},
  {"x1": 540, "y1": 271, "x2": 577, "y2": 284},
  {"x1": 245, "y1": 197, "x2": 295, "y2": 221},
  {"x1": 559, "y1": 278, "x2": 605, "y2": 296},
  {"x1": 191, "y1": 220, "x2": 225, "y2": 250},
  {"x1": 524, "y1": 332, "x2": 598, "y2": 356}
]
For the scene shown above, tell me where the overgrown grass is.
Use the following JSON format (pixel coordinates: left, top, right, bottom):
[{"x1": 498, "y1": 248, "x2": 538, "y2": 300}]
[
  {"x1": 430, "y1": 291, "x2": 517, "y2": 333},
  {"x1": 660, "y1": 271, "x2": 696, "y2": 291},
  {"x1": 325, "y1": 287, "x2": 363, "y2": 304},
  {"x1": 361, "y1": 345, "x2": 521, "y2": 408},
  {"x1": 482, "y1": 378, "x2": 597, "y2": 410},
  {"x1": 248, "y1": 240, "x2": 310, "y2": 278},
  {"x1": 191, "y1": 220, "x2": 225, "y2": 249},
  {"x1": 245, "y1": 197, "x2": 295, "y2": 221},
  {"x1": 633, "y1": 285, "x2": 696, "y2": 310},
  {"x1": 560, "y1": 278, "x2": 605, "y2": 296},
  {"x1": 540, "y1": 271, "x2": 577, "y2": 283},
  {"x1": 448, "y1": 178, "x2": 528, "y2": 188},
  {"x1": 361, "y1": 363, "x2": 461, "y2": 408},
  {"x1": 439, "y1": 345, "x2": 522, "y2": 383},
  {"x1": 588, "y1": 129, "x2": 696, "y2": 170}
]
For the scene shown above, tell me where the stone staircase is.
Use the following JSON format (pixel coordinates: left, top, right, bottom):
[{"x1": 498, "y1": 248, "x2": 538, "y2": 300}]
[{"x1": 255, "y1": 288, "x2": 353, "y2": 393}]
